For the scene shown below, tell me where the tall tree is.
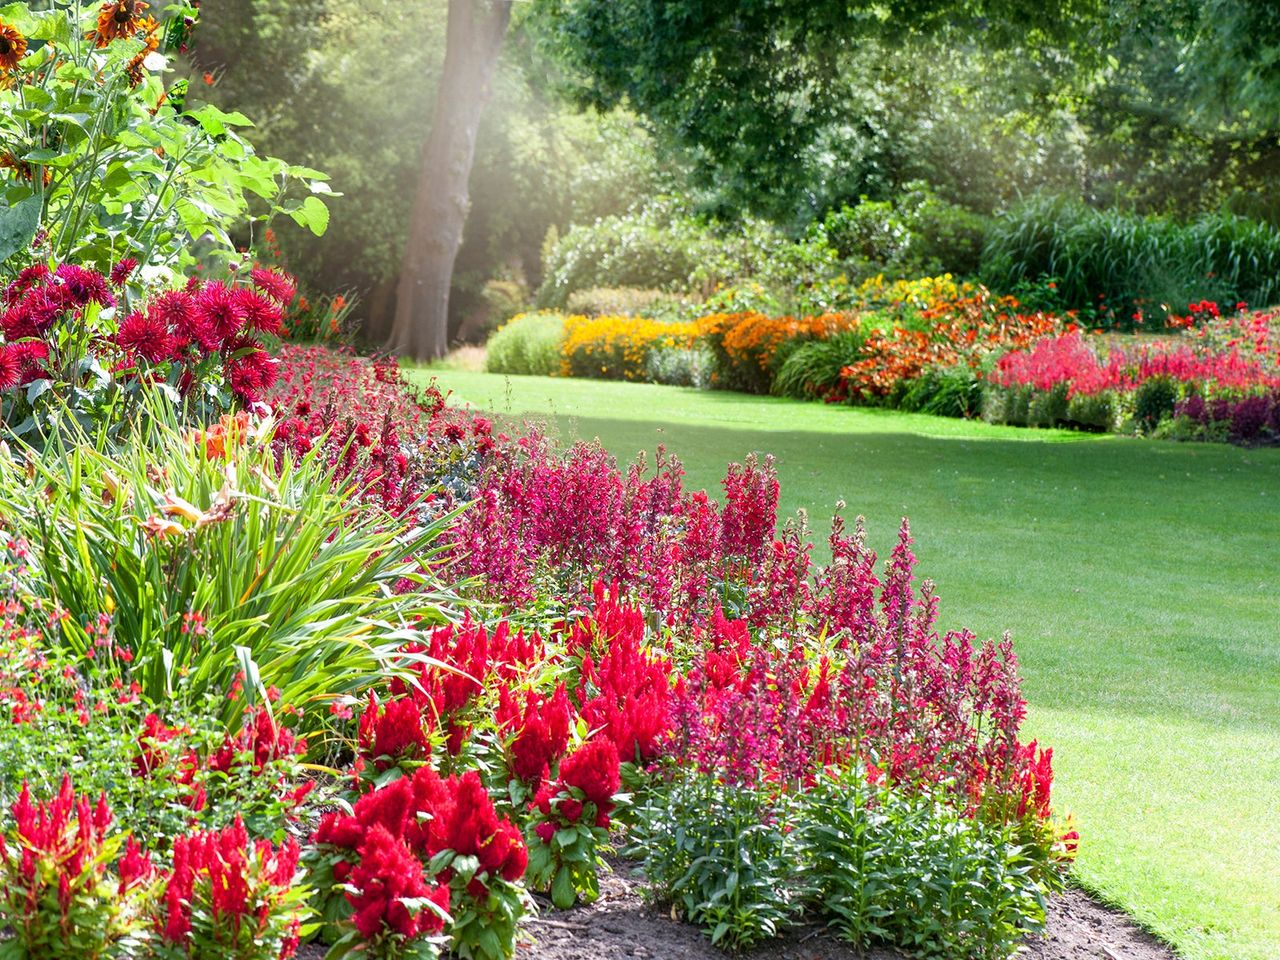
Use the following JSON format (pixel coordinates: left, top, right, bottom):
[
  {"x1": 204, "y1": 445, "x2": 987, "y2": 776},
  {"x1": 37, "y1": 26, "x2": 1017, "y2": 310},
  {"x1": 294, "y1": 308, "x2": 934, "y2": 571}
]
[{"x1": 389, "y1": 0, "x2": 513, "y2": 360}]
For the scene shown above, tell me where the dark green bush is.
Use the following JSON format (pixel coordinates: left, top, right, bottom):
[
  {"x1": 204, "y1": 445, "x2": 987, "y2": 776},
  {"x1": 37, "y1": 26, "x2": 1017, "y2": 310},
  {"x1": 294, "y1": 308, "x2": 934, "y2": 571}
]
[
  {"x1": 1028, "y1": 383, "x2": 1070, "y2": 427},
  {"x1": 819, "y1": 199, "x2": 910, "y2": 267},
  {"x1": 982, "y1": 384, "x2": 1035, "y2": 427},
  {"x1": 1134, "y1": 376, "x2": 1180, "y2": 431},
  {"x1": 897, "y1": 365, "x2": 983, "y2": 418},
  {"x1": 629, "y1": 767, "x2": 1057, "y2": 960},
  {"x1": 798, "y1": 770, "x2": 1052, "y2": 960},
  {"x1": 537, "y1": 212, "x2": 713, "y2": 307},
  {"x1": 818, "y1": 187, "x2": 990, "y2": 279},
  {"x1": 538, "y1": 204, "x2": 848, "y2": 313},
  {"x1": 1066, "y1": 391, "x2": 1119, "y2": 431},
  {"x1": 565, "y1": 286, "x2": 687, "y2": 317},
  {"x1": 627, "y1": 775, "x2": 804, "y2": 950}
]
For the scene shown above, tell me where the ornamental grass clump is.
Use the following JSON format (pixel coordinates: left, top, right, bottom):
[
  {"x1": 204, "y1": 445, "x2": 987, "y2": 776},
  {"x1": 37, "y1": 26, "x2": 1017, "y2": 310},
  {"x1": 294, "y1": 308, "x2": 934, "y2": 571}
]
[{"x1": 0, "y1": 408, "x2": 456, "y2": 720}]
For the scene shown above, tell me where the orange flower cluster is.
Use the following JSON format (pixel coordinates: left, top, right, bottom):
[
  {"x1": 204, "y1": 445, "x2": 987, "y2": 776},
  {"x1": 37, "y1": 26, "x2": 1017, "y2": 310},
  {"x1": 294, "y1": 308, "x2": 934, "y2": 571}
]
[
  {"x1": 561, "y1": 314, "x2": 699, "y2": 381},
  {"x1": 839, "y1": 295, "x2": 1062, "y2": 401},
  {"x1": 698, "y1": 311, "x2": 859, "y2": 392}
]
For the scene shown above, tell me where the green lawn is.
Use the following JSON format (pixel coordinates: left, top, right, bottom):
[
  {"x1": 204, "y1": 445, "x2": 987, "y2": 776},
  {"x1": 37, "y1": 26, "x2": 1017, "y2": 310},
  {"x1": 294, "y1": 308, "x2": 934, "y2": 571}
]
[{"x1": 411, "y1": 368, "x2": 1280, "y2": 960}]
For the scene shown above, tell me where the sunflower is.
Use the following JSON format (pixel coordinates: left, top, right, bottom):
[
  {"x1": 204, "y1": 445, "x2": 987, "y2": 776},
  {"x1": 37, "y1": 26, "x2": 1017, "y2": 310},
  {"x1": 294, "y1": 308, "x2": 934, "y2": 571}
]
[
  {"x1": 86, "y1": 0, "x2": 150, "y2": 48},
  {"x1": 0, "y1": 152, "x2": 51, "y2": 187},
  {"x1": 124, "y1": 17, "x2": 161, "y2": 86},
  {"x1": 0, "y1": 19, "x2": 27, "y2": 73}
]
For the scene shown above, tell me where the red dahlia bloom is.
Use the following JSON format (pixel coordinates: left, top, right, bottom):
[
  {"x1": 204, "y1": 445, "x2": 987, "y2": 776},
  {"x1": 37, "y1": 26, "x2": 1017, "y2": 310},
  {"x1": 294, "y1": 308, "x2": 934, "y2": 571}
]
[
  {"x1": 116, "y1": 311, "x2": 173, "y2": 363},
  {"x1": 54, "y1": 263, "x2": 115, "y2": 308},
  {"x1": 191, "y1": 281, "x2": 245, "y2": 345},
  {"x1": 251, "y1": 267, "x2": 297, "y2": 306},
  {"x1": 0, "y1": 345, "x2": 22, "y2": 390},
  {"x1": 235, "y1": 287, "x2": 285, "y2": 336},
  {"x1": 109, "y1": 258, "x2": 139, "y2": 288}
]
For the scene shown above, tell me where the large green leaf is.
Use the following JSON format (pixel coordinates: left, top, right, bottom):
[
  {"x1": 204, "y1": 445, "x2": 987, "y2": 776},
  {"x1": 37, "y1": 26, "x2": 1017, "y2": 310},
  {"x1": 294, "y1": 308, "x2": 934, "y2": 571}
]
[{"x1": 0, "y1": 195, "x2": 41, "y2": 265}]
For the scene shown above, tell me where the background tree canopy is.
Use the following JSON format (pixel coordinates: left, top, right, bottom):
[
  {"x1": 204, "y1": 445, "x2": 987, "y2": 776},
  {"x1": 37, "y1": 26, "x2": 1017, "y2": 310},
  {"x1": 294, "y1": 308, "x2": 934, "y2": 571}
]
[{"x1": 188, "y1": 0, "x2": 1280, "y2": 340}]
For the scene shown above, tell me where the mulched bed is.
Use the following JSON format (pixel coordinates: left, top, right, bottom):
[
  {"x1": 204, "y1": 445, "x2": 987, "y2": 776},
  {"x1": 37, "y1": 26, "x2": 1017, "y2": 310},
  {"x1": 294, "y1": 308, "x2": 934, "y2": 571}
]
[{"x1": 299, "y1": 859, "x2": 1177, "y2": 960}]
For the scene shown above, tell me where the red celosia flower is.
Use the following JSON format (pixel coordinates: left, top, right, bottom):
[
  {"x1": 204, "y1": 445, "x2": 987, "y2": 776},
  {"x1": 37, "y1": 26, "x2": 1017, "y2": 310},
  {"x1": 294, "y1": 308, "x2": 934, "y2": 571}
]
[
  {"x1": 133, "y1": 711, "x2": 185, "y2": 776},
  {"x1": 117, "y1": 837, "x2": 154, "y2": 895},
  {"x1": 348, "y1": 825, "x2": 449, "y2": 940},
  {"x1": 206, "y1": 705, "x2": 305, "y2": 789},
  {"x1": 556, "y1": 737, "x2": 620, "y2": 818},
  {"x1": 161, "y1": 816, "x2": 301, "y2": 950},
  {"x1": 357, "y1": 691, "x2": 431, "y2": 770},
  {"x1": 498, "y1": 684, "x2": 573, "y2": 788}
]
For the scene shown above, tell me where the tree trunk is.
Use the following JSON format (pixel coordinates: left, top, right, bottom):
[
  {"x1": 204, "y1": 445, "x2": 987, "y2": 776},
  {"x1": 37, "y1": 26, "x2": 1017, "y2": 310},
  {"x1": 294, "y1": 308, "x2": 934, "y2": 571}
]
[{"x1": 387, "y1": 0, "x2": 512, "y2": 360}]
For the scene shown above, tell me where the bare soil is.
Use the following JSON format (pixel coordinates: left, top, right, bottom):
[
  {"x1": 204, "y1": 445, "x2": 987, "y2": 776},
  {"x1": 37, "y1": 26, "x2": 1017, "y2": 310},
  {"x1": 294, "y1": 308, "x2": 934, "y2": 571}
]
[{"x1": 300, "y1": 859, "x2": 1178, "y2": 960}]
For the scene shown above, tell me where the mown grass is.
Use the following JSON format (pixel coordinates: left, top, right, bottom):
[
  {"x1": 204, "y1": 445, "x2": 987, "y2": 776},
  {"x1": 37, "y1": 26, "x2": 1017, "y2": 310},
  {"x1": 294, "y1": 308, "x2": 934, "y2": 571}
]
[{"x1": 409, "y1": 367, "x2": 1280, "y2": 960}]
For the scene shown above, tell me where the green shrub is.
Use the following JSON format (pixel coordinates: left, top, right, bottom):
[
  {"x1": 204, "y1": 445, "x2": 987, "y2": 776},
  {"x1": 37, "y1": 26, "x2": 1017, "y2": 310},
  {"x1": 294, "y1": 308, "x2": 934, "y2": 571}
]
[
  {"x1": 820, "y1": 199, "x2": 911, "y2": 268},
  {"x1": 1028, "y1": 383, "x2": 1070, "y2": 427},
  {"x1": 629, "y1": 766, "x2": 1057, "y2": 960},
  {"x1": 772, "y1": 331, "x2": 868, "y2": 400},
  {"x1": 817, "y1": 187, "x2": 990, "y2": 279},
  {"x1": 538, "y1": 203, "x2": 848, "y2": 314},
  {"x1": 798, "y1": 769, "x2": 1052, "y2": 960},
  {"x1": 646, "y1": 343, "x2": 715, "y2": 388},
  {"x1": 982, "y1": 383, "x2": 1036, "y2": 427},
  {"x1": 907, "y1": 193, "x2": 991, "y2": 277},
  {"x1": 897, "y1": 365, "x2": 983, "y2": 418},
  {"x1": 0, "y1": 414, "x2": 450, "y2": 722},
  {"x1": 479, "y1": 276, "x2": 531, "y2": 332},
  {"x1": 1066, "y1": 391, "x2": 1119, "y2": 431},
  {"x1": 1133, "y1": 375, "x2": 1181, "y2": 431},
  {"x1": 627, "y1": 774, "x2": 805, "y2": 950},
  {"x1": 536, "y1": 208, "x2": 719, "y2": 307},
  {"x1": 485, "y1": 312, "x2": 566, "y2": 376}
]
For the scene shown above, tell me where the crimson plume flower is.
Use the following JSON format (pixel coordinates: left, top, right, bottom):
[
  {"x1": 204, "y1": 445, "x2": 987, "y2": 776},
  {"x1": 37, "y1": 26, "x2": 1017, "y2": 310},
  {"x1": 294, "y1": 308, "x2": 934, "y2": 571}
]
[
  {"x1": 357, "y1": 691, "x2": 431, "y2": 771},
  {"x1": 348, "y1": 825, "x2": 449, "y2": 940}
]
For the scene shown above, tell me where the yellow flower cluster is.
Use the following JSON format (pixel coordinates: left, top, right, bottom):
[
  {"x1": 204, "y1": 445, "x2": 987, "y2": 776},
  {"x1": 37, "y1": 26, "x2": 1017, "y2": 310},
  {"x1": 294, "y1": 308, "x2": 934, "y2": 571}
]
[
  {"x1": 561, "y1": 314, "x2": 699, "y2": 381},
  {"x1": 856, "y1": 273, "x2": 970, "y2": 311}
]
